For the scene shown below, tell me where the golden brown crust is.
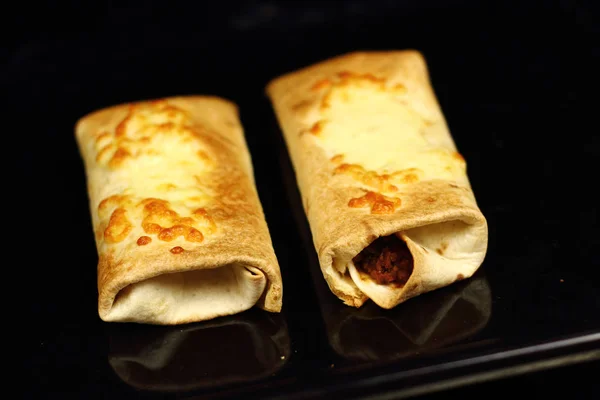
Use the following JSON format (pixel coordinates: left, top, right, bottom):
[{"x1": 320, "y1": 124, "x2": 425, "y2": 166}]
[
  {"x1": 267, "y1": 51, "x2": 487, "y2": 308},
  {"x1": 76, "y1": 96, "x2": 282, "y2": 324}
]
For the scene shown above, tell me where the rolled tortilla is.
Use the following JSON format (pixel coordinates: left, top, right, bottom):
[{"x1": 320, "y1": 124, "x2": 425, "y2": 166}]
[
  {"x1": 75, "y1": 96, "x2": 282, "y2": 324},
  {"x1": 266, "y1": 51, "x2": 487, "y2": 309}
]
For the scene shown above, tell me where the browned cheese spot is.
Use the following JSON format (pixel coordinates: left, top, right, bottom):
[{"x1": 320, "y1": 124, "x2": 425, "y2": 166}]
[
  {"x1": 104, "y1": 208, "x2": 133, "y2": 243},
  {"x1": 292, "y1": 101, "x2": 308, "y2": 112},
  {"x1": 170, "y1": 246, "x2": 184, "y2": 254},
  {"x1": 196, "y1": 150, "x2": 213, "y2": 165},
  {"x1": 137, "y1": 236, "x2": 152, "y2": 246},
  {"x1": 309, "y1": 120, "x2": 327, "y2": 135},
  {"x1": 348, "y1": 191, "x2": 401, "y2": 214},
  {"x1": 334, "y1": 164, "x2": 422, "y2": 194},
  {"x1": 330, "y1": 154, "x2": 345, "y2": 164},
  {"x1": 311, "y1": 78, "x2": 332, "y2": 91},
  {"x1": 139, "y1": 199, "x2": 215, "y2": 243}
]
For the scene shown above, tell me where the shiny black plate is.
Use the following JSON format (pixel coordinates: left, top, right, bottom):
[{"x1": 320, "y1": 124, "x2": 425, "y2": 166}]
[{"x1": 12, "y1": 1, "x2": 599, "y2": 399}]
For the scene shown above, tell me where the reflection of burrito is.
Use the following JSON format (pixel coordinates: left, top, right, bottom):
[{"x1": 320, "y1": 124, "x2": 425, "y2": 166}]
[
  {"x1": 328, "y1": 274, "x2": 491, "y2": 362},
  {"x1": 75, "y1": 97, "x2": 282, "y2": 324},
  {"x1": 267, "y1": 51, "x2": 488, "y2": 309},
  {"x1": 108, "y1": 309, "x2": 290, "y2": 391}
]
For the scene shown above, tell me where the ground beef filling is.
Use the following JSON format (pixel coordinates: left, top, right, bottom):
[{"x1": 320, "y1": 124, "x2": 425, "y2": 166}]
[{"x1": 352, "y1": 235, "x2": 414, "y2": 285}]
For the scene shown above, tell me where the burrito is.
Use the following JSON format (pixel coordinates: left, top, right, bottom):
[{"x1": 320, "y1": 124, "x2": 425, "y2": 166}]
[
  {"x1": 75, "y1": 96, "x2": 282, "y2": 324},
  {"x1": 266, "y1": 51, "x2": 487, "y2": 309}
]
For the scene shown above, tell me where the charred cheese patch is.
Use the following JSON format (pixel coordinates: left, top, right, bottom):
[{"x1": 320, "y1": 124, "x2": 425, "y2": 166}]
[
  {"x1": 98, "y1": 195, "x2": 132, "y2": 217},
  {"x1": 136, "y1": 236, "x2": 152, "y2": 246},
  {"x1": 330, "y1": 154, "x2": 345, "y2": 164},
  {"x1": 308, "y1": 72, "x2": 467, "y2": 200},
  {"x1": 104, "y1": 208, "x2": 133, "y2": 243},
  {"x1": 169, "y1": 246, "x2": 185, "y2": 254},
  {"x1": 140, "y1": 198, "x2": 214, "y2": 243},
  {"x1": 308, "y1": 120, "x2": 328, "y2": 135},
  {"x1": 333, "y1": 163, "x2": 424, "y2": 193},
  {"x1": 93, "y1": 100, "x2": 217, "y2": 246},
  {"x1": 348, "y1": 191, "x2": 402, "y2": 215}
]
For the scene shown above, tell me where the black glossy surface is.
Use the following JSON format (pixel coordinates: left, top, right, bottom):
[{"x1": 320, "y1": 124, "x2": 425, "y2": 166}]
[
  {"x1": 107, "y1": 309, "x2": 290, "y2": 393},
  {"x1": 11, "y1": 1, "x2": 599, "y2": 398}
]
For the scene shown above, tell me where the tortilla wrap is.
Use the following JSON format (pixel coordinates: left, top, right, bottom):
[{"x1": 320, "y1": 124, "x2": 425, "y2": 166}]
[
  {"x1": 266, "y1": 50, "x2": 487, "y2": 308},
  {"x1": 75, "y1": 96, "x2": 282, "y2": 324}
]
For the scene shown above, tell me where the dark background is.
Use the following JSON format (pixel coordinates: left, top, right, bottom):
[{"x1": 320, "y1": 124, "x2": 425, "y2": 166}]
[{"x1": 8, "y1": 0, "x2": 599, "y2": 399}]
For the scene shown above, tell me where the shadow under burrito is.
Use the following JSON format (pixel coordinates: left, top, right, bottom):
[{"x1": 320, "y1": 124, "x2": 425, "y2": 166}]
[
  {"x1": 106, "y1": 308, "x2": 291, "y2": 392},
  {"x1": 326, "y1": 273, "x2": 491, "y2": 362}
]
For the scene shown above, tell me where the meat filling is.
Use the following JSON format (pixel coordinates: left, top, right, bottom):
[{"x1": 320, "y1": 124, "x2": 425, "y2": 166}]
[{"x1": 352, "y1": 235, "x2": 414, "y2": 285}]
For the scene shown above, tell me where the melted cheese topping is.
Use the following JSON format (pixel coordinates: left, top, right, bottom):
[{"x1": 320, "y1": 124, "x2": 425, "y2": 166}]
[
  {"x1": 311, "y1": 72, "x2": 466, "y2": 186},
  {"x1": 93, "y1": 100, "x2": 216, "y2": 246}
]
